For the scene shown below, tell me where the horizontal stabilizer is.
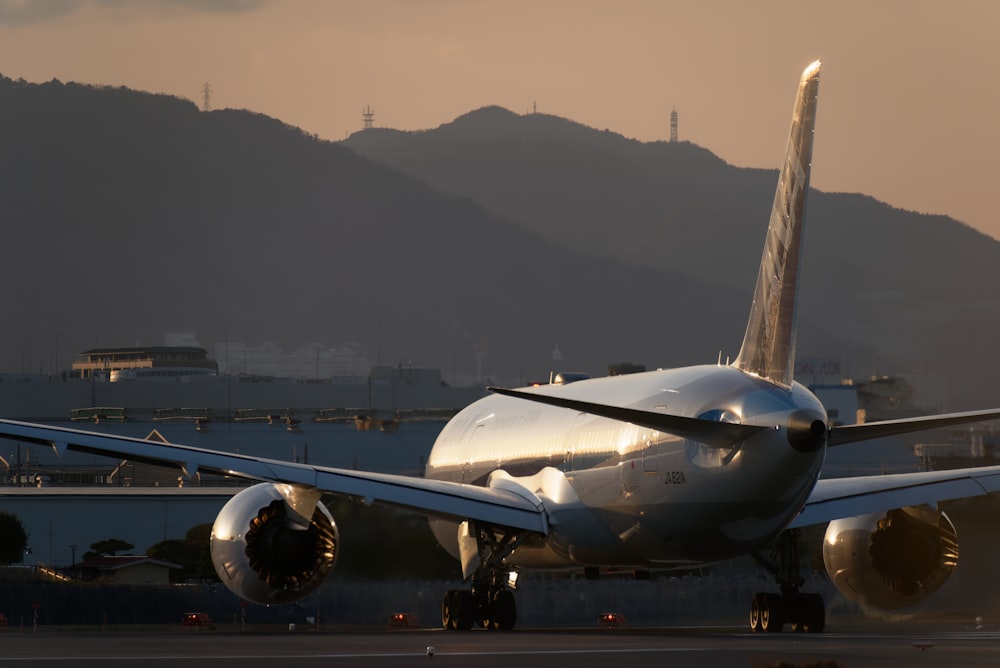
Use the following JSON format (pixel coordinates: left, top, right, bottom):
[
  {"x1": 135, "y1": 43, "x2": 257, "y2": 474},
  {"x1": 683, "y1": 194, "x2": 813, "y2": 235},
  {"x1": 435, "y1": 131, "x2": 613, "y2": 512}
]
[
  {"x1": 487, "y1": 387, "x2": 768, "y2": 448},
  {"x1": 828, "y1": 408, "x2": 1000, "y2": 447}
]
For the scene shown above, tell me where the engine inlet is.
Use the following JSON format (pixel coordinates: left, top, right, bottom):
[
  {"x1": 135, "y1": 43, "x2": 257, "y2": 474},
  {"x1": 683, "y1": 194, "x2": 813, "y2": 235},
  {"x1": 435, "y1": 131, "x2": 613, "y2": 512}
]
[
  {"x1": 245, "y1": 499, "x2": 338, "y2": 589},
  {"x1": 869, "y1": 508, "x2": 958, "y2": 596}
]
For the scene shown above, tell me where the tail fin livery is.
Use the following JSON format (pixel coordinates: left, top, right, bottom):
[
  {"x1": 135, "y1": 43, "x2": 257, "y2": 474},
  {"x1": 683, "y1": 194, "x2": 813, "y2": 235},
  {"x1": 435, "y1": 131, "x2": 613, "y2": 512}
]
[{"x1": 733, "y1": 60, "x2": 821, "y2": 387}]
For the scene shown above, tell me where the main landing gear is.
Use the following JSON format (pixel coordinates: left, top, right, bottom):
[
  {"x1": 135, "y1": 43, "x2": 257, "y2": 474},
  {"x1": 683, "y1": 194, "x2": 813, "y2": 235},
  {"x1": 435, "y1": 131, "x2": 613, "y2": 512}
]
[
  {"x1": 749, "y1": 528, "x2": 825, "y2": 633},
  {"x1": 442, "y1": 586, "x2": 516, "y2": 631},
  {"x1": 441, "y1": 522, "x2": 524, "y2": 631}
]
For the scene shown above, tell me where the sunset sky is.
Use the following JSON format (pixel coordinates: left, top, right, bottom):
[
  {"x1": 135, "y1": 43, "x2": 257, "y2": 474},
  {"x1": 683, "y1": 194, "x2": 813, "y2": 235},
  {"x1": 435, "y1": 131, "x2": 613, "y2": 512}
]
[{"x1": 1, "y1": 0, "x2": 997, "y2": 239}]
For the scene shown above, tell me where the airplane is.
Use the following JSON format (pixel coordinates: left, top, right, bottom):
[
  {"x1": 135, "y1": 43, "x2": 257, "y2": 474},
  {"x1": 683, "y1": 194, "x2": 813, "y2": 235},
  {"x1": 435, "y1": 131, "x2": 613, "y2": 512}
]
[{"x1": 4, "y1": 59, "x2": 1000, "y2": 634}]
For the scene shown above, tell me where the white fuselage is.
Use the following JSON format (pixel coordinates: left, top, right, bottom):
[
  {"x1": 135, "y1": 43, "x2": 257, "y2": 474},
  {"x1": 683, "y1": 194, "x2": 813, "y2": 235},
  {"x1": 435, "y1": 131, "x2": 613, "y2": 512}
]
[{"x1": 425, "y1": 365, "x2": 827, "y2": 570}]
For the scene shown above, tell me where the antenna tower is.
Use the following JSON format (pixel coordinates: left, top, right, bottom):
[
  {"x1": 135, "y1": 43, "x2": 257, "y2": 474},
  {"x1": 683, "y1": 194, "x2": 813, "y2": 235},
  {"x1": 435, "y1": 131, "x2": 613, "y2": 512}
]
[
  {"x1": 670, "y1": 108, "x2": 678, "y2": 143},
  {"x1": 201, "y1": 82, "x2": 212, "y2": 112},
  {"x1": 362, "y1": 105, "x2": 375, "y2": 129}
]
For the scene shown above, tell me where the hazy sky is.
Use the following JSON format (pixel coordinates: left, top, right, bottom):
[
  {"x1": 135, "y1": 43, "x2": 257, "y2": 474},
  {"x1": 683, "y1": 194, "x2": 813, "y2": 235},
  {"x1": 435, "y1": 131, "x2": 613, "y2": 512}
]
[{"x1": 1, "y1": 0, "x2": 997, "y2": 239}]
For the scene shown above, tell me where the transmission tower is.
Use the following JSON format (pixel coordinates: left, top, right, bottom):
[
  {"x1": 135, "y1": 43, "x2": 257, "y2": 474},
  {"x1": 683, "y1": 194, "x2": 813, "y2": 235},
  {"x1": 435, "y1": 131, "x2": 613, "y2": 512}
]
[
  {"x1": 362, "y1": 105, "x2": 375, "y2": 129},
  {"x1": 201, "y1": 82, "x2": 212, "y2": 112},
  {"x1": 670, "y1": 108, "x2": 678, "y2": 143}
]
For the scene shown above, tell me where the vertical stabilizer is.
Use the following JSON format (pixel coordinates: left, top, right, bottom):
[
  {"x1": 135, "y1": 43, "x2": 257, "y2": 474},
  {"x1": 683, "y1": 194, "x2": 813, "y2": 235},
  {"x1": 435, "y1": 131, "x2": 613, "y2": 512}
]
[{"x1": 733, "y1": 60, "x2": 821, "y2": 387}]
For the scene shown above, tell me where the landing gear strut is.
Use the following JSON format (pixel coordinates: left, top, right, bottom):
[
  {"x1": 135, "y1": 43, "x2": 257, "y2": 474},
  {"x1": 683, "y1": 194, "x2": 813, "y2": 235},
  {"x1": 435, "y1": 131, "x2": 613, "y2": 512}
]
[
  {"x1": 750, "y1": 528, "x2": 825, "y2": 633},
  {"x1": 441, "y1": 521, "x2": 525, "y2": 631}
]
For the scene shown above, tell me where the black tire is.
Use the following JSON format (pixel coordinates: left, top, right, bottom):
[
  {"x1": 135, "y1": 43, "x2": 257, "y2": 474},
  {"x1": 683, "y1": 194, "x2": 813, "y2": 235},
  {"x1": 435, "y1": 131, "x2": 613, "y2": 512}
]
[
  {"x1": 455, "y1": 590, "x2": 475, "y2": 631},
  {"x1": 749, "y1": 593, "x2": 763, "y2": 633},
  {"x1": 488, "y1": 590, "x2": 516, "y2": 631},
  {"x1": 441, "y1": 589, "x2": 458, "y2": 630},
  {"x1": 760, "y1": 593, "x2": 784, "y2": 633},
  {"x1": 802, "y1": 593, "x2": 825, "y2": 633}
]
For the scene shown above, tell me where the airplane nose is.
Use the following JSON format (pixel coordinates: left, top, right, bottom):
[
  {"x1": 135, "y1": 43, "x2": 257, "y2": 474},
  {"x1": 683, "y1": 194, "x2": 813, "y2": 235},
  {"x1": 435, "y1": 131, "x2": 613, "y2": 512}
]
[{"x1": 786, "y1": 410, "x2": 827, "y2": 453}]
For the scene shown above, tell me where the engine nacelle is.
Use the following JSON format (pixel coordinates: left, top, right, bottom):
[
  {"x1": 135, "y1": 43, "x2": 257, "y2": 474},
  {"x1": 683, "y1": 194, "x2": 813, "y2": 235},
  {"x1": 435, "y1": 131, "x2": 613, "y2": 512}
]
[
  {"x1": 823, "y1": 505, "x2": 958, "y2": 611},
  {"x1": 210, "y1": 483, "x2": 338, "y2": 605}
]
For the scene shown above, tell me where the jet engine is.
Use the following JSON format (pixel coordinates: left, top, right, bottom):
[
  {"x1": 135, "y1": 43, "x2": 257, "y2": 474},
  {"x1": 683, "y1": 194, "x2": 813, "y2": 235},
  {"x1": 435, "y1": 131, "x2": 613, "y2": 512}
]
[
  {"x1": 210, "y1": 483, "x2": 338, "y2": 604},
  {"x1": 822, "y1": 505, "x2": 958, "y2": 610}
]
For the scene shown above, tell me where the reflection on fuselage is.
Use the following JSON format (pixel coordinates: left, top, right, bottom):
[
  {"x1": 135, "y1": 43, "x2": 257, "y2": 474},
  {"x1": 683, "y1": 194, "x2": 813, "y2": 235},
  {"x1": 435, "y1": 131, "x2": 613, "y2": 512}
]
[{"x1": 425, "y1": 365, "x2": 827, "y2": 570}]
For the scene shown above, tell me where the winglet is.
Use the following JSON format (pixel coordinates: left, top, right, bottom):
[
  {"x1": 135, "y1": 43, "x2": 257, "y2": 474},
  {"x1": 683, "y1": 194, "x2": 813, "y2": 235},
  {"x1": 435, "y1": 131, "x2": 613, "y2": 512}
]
[{"x1": 733, "y1": 60, "x2": 821, "y2": 387}]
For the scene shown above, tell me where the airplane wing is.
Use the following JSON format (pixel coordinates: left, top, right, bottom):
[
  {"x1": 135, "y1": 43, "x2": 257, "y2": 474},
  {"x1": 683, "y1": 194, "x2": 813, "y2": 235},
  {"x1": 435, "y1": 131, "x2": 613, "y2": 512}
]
[
  {"x1": 789, "y1": 465, "x2": 1000, "y2": 528},
  {"x1": 0, "y1": 419, "x2": 548, "y2": 534}
]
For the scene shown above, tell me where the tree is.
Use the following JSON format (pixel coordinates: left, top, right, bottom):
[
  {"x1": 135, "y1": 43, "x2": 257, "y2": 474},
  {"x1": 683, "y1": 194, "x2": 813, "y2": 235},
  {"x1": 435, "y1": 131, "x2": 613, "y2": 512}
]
[
  {"x1": 83, "y1": 538, "x2": 134, "y2": 561},
  {"x1": 0, "y1": 511, "x2": 28, "y2": 564},
  {"x1": 147, "y1": 524, "x2": 217, "y2": 582},
  {"x1": 324, "y1": 498, "x2": 461, "y2": 580}
]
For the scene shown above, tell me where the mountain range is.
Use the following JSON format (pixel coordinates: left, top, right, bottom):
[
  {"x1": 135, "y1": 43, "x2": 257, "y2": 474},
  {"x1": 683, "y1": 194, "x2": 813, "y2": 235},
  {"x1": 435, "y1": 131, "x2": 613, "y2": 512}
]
[{"x1": 1, "y1": 75, "x2": 997, "y2": 409}]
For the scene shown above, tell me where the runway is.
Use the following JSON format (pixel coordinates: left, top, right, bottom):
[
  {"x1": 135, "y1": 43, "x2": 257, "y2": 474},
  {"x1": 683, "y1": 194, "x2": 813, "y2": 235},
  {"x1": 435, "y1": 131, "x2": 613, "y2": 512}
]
[{"x1": 2, "y1": 626, "x2": 1000, "y2": 668}]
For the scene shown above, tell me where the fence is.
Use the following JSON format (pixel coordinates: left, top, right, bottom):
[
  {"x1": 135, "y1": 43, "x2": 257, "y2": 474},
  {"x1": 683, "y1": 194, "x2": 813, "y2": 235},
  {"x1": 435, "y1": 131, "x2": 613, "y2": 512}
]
[{"x1": 0, "y1": 574, "x2": 847, "y2": 629}]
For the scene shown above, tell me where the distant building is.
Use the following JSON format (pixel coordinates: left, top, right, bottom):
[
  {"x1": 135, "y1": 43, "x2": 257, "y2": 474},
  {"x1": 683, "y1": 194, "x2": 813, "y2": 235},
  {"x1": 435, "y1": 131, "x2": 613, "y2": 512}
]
[
  {"x1": 811, "y1": 384, "x2": 859, "y2": 427},
  {"x1": 71, "y1": 347, "x2": 218, "y2": 381},
  {"x1": 213, "y1": 341, "x2": 370, "y2": 380},
  {"x1": 855, "y1": 375, "x2": 939, "y2": 422},
  {"x1": 76, "y1": 555, "x2": 182, "y2": 584}
]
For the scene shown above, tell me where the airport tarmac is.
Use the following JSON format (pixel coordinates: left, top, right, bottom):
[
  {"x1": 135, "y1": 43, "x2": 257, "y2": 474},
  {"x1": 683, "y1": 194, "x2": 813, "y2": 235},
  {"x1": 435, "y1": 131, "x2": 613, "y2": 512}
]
[{"x1": 2, "y1": 626, "x2": 1000, "y2": 668}]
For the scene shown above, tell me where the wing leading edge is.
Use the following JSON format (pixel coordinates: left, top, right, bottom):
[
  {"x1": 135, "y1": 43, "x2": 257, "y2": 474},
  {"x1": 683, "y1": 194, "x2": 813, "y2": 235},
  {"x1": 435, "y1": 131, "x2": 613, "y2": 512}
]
[
  {"x1": 0, "y1": 419, "x2": 548, "y2": 534},
  {"x1": 790, "y1": 466, "x2": 1000, "y2": 528}
]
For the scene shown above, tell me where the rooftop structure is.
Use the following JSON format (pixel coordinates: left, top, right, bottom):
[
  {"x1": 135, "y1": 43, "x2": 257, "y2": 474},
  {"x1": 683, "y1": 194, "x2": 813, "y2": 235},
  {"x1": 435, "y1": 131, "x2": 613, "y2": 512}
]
[{"x1": 71, "y1": 346, "x2": 218, "y2": 381}]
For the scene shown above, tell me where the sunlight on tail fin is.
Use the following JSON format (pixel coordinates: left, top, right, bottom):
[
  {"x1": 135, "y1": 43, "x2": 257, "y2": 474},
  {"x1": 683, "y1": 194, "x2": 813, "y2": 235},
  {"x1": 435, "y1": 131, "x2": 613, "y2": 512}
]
[{"x1": 733, "y1": 60, "x2": 821, "y2": 387}]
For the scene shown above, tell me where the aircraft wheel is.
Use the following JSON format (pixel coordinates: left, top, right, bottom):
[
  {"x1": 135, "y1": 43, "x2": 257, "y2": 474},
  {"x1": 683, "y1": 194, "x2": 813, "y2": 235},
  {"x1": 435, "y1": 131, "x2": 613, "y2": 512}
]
[
  {"x1": 749, "y1": 593, "x2": 763, "y2": 632},
  {"x1": 760, "y1": 593, "x2": 784, "y2": 633},
  {"x1": 441, "y1": 589, "x2": 458, "y2": 630},
  {"x1": 800, "y1": 593, "x2": 825, "y2": 633},
  {"x1": 487, "y1": 590, "x2": 516, "y2": 631},
  {"x1": 454, "y1": 590, "x2": 475, "y2": 631}
]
